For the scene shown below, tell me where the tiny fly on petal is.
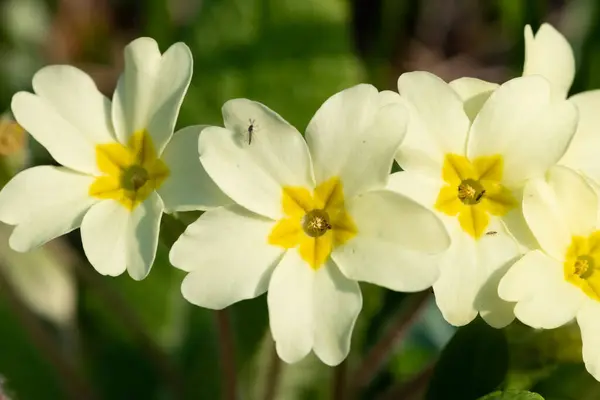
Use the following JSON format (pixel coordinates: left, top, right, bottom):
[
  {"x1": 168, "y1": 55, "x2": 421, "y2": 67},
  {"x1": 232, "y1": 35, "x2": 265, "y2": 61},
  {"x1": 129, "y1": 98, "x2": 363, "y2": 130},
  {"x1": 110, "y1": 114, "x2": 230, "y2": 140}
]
[
  {"x1": 485, "y1": 231, "x2": 497, "y2": 236},
  {"x1": 247, "y1": 119, "x2": 257, "y2": 145}
]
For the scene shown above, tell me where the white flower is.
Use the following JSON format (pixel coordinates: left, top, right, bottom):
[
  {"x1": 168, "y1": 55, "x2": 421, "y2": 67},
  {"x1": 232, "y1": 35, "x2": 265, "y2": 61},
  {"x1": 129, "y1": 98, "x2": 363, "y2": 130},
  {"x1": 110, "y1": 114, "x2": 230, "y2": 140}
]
[
  {"x1": 498, "y1": 165, "x2": 600, "y2": 381},
  {"x1": 170, "y1": 84, "x2": 450, "y2": 365},
  {"x1": 387, "y1": 71, "x2": 578, "y2": 327},
  {"x1": 0, "y1": 37, "x2": 228, "y2": 280},
  {"x1": 522, "y1": 23, "x2": 575, "y2": 100}
]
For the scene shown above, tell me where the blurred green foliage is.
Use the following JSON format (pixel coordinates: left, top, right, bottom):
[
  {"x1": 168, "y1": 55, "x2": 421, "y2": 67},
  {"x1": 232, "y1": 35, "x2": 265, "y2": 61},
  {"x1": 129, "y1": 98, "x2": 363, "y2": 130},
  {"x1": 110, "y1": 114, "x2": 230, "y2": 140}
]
[{"x1": 0, "y1": 0, "x2": 599, "y2": 399}]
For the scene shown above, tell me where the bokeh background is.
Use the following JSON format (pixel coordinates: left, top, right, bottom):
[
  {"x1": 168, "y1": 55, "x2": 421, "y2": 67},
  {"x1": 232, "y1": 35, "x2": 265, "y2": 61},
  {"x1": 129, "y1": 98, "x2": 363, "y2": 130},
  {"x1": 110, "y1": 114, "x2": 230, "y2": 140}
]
[{"x1": 0, "y1": 0, "x2": 597, "y2": 399}]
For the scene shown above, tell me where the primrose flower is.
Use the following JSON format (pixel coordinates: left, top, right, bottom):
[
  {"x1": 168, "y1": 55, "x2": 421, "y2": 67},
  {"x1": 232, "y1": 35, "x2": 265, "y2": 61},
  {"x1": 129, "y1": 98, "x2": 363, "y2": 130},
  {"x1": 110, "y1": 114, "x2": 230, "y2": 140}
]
[
  {"x1": 0, "y1": 38, "x2": 227, "y2": 280},
  {"x1": 498, "y1": 166, "x2": 600, "y2": 381},
  {"x1": 388, "y1": 71, "x2": 578, "y2": 327},
  {"x1": 170, "y1": 84, "x2": 450, "y2": 365}
]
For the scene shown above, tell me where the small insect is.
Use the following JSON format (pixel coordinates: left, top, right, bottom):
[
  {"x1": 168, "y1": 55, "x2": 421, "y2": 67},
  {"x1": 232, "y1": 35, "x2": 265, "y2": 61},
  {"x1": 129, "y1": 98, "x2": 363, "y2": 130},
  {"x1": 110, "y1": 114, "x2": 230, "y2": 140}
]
[
  {"x1": 247, "y1": 118, "x2": 257, "y2": 145},
  {"x1": 475, "y1": 189, "x2": 486, "y2": 202},
  {"x1": 485, "y1": 231, "x2": 498, "y2": 236}
]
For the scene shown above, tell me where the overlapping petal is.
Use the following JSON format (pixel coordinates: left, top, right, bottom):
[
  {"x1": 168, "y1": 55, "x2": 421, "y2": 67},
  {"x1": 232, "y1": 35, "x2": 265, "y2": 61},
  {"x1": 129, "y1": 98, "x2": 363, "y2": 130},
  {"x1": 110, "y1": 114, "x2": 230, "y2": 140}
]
[
  {"x1": 499, "y1": 250, "x2": 584, "y2": 329},
  {"x1": 449, "y1": 77, "x2": 499, "y2": 122},
  {"x1": 523, "y1": 23, "x2": 575, "y2": 100},
  {"x1": 522, "y1": 166, "x2": 596, "y2": 259},
  {"x1": 199, "y1": 99, "x2": 314, "y2": 220},
  {"x1": 0, "y1": 166, "x2": 96, "y2": 251},
  {"x1": 396, "y1": 71, "x2": 470, "y2": 174},
  {"x1": 158, "y1": 126, "x2": 230, "y2": 212},
  {"x1": 333, "y1": 190, "x2": 449, "y2": 292},
  {"x1": 112, "y1": 38, "x2": 193, "y2": 153},
  {"x1": 172, "y1": 205, "x2": 283, "y2": 309},
  {"x1": 11, "y1": 65, "x2": 117, "y2": 174},
  {"x1": 468, "y1": 76, "x2": 577, "y2": 187},
  {"x1": 560, "y1": 90, "x2": 600, "y2": 181},
  {"x1": 305, "y1": 84, "x2": 408, "y2": 198},
  {"x1": 577, "y1": 301, "x2": 600, "y2": 381}
]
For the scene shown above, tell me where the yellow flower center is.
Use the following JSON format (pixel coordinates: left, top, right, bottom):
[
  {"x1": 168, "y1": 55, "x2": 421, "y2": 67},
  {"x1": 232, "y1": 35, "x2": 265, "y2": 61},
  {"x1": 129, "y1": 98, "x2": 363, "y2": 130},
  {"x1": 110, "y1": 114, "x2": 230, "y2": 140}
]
[
  {"x1": 434, "y1": 153, "x2": 516, "y2": 239},
  {"x1": 89, "y1": 130, "x2": 170, "y2": 210},
  {"x1": 564, "y1": 232, "x2": 600, "y2": 301},
  {"x1": 268, "y1": 177, "x2": 357, "y2": 270}
]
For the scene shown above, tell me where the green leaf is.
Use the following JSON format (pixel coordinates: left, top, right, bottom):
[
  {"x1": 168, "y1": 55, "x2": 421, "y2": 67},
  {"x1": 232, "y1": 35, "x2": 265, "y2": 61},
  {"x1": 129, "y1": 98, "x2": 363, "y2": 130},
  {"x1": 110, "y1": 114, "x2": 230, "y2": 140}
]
[
  {"x1": 478, "y1": 390, "x2": 544, "y2": 400},
  {"x1": 426, "y1": 318, "x2": 509, "y2": 400}
]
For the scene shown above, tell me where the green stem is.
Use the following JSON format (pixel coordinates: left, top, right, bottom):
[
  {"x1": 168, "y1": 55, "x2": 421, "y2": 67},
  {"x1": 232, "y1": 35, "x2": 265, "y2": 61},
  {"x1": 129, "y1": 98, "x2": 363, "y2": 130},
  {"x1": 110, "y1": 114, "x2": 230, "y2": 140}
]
[{"x1": 349, "y1": 290, "x2": 431, "y2": 394}]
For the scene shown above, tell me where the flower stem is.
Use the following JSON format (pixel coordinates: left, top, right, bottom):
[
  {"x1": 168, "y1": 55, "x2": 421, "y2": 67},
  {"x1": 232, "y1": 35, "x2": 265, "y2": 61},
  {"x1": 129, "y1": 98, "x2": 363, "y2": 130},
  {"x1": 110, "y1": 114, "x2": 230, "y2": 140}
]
[
  {"x1": 0, "y1": 268, "x2": 99, "y2": 400},
  {"x1": 74, "y1": 263, "x2": 185, "y2": 399},
  {"x1": 332, "y1": 359, "x2": 348, "y2": 400},
  {"x1": 349, "y1": 290, "x2": 431, "y2": 394},
  {"x1": 379, "y1": 361, "x2": 436, "y2": 400},
  {"x1": 263, "y1": 341, "x2": 281, "y2": 400},
  {"x1": 215, "y1": 309, "x2": 237, "y2": 400}
]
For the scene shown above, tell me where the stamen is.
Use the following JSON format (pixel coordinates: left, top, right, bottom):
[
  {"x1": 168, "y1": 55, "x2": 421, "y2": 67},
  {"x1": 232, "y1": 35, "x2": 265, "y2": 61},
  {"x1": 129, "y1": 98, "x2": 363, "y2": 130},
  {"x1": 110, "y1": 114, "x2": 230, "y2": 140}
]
[
  {"x1": 574, "y1": 255, "x2": 594, "y2": 279},
  {"x1": 121, "y1": 165, "x2": 149, "y2": 191},
  {"x1": 302, "y1": 209, "x2": 332, "y2": 237},
  {"x1": 457, "y1": 179, "x2": 485, "y2": 205}
]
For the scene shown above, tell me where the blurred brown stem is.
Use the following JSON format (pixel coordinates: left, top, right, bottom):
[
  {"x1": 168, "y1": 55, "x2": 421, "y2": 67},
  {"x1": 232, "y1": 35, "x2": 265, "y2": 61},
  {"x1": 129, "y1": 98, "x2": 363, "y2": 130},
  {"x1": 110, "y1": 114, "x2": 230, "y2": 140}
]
[
  {"x1": 333, "y1": 359, "x2": 348, "y2": 400},
  {"x1": 215, "y1": 310, "x2": 237, "y2": 400},
  {"x1": 349, "y1": 290, "x2": 431, "y2": 394},
  {"x1": 263, "y1": 341, "x2": 281, "y2": 400},
  {"x1": 0, "y1": 269, "x2": 98, "y2": 400},
  {"x1": 74, "y1": 264, "x2": 185, "y2": 399},
  {"x1": 378, "y1": 361, "x2": 436, "y2": 400}
]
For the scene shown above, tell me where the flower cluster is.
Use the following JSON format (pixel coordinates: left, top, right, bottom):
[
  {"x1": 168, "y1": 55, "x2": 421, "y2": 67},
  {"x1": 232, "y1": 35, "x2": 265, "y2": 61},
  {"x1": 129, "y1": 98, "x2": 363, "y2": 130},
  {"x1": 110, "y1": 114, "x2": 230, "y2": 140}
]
[{"x1": 2, "y1": 23, "x2": 600, "y2": 380}]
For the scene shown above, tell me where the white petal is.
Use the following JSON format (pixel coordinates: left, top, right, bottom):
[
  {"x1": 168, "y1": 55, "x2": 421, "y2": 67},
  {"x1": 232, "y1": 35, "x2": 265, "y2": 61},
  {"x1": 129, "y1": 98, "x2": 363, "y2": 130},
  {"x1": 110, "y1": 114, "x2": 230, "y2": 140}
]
[
  {"x1": 449, "y1": 77, "x2": 499, "y2": 121},
  {"x1": 305, "y1": 85, "x2": 408, "y2": 197},
  {"x1": 0, "y1": 224, "x2": 75, "y2": 325},
  {"x1": 522, "y1": 167, "x2": 595, "y2": 259},
  {"x1": 312, "y1": 260, "x2": 362, "y2": 366},
  {"x1": 560, "y1": 90, "x2": 600, "y2": 181},
  {"x1": 12, "y1": 89, "x2": 101, "y2": 174},
  {"x1": 386, "y1": 170, "x2": 442, "y2": 208},
  {"x1": 268, "y1": 250, "x2": 314, "y2": 364},
  {"x1": 126, "y1": 192, "x2": 163, "y2": 280},
  {"x1": 468, "y1": 76, "x2": 577, "y2": 187},
  {"x1": 0, "y1": 166, "x2": 96, "y2": 251},
  {"x1": 199, "y1": 99, "x2": 314, "y2": 220},
  {"x1": 80, "y1": 200, "x2": 128, "y2": 277},
  {"x1": 113, "y1": 39, "x2": 192, "y2": 152},
  {"x1": 333, "y1": 190, "x2": 449, "y2": 292},
  {"x1": 577, "y1": 301, "x2": 600, "y2": 381},
  {"x1": 171, "y1": 205, "x2": 283, "y2": 309},
  {"x1": 433, "y1": 220, "x2": 519, "y2": 328},
  {"x1": 523, "y1": 24, "x2": 575, "y2": 100},
  {"x1": 158, "y1": 126, "x2": 230, "y2": 212},
  {"x1": 499, "y1": 250, "x2": 583, "y2": 329},
  {"x1": 396, "y1": 71, "x2": 470, "y2": 174}
]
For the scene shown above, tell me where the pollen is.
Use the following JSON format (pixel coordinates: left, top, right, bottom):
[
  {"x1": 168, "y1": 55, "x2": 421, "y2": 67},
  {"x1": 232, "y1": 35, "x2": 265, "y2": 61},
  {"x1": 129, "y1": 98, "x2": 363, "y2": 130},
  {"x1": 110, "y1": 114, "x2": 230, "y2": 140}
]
[
  {"x1": 457, "y1": 179, "x2": 485, "y2": 205},
  {"x1": 564, "y1": 233, "x2": 600, "y2": 301},
  {"x1": 302, "y1": 209, "x2": 332, "y2": 237}
]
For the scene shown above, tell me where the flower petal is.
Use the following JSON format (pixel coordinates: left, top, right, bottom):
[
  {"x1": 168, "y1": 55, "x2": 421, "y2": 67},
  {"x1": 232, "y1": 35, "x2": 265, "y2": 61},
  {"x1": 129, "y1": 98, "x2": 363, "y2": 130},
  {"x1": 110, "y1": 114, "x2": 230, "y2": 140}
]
[
  {"x1": 468, "y1": 76, "x2": 577, "y2": 187},
  {"x1": 522, "y1": 168, "x2": 593, "y2": 259},
  {"x1": 332, "y1": 190, "x2": 449, "y2": 292},
  {"x1": 449, "y1": 77, "x2": 499, "y2": 122},
  {"x1": 433, "y1": 220, "x2": 519, "y2": 327},
  {"x1": 112, "y1": 39, "x2": 192, "y2": 152},
  {"x1": 126, "y1": 192, "x2": 163, "y2": 280},
  {"x1": 499, "y1": 250, "x2": 583, "y2": 329},
  {"x1": 312, "y1": 260, "x2": 362, "y2": 366},
  {"x1": 305, "y1": 84, "x2": 408, "y2": 197},
  {"x1": 12, "y1": 89, "x2": 99, "y2": 174},
  {"x1": 199, "y1": 99, "x2": 313, "y2": 219},
  {"x1": 80, "y1": 200, "x2": 128, "y2": 276},
  {"x1": 577, "y1": 301, "x2": 600, "y2": 381},
  {"x1": 171, "y1": 205, "x2": 283, "y2": 309},
  {"x1": 158, "y1": 126, "x2": 230, "y2": 212},
  {"x1": 560, "y1": 90, "x2": 600, "y2": 181},
  {"x1": 396, "y1": 71, "x2": 470, "y2": 174},
  {"x1": 523, "y1": 23, "x2": 575, "y2": 100},
  {"x1": 0, "y1": 166, "x2": 96, "y2": 251},
  {"x1": 268, "y1": 250, "x2": 314, "y2": 363}
]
